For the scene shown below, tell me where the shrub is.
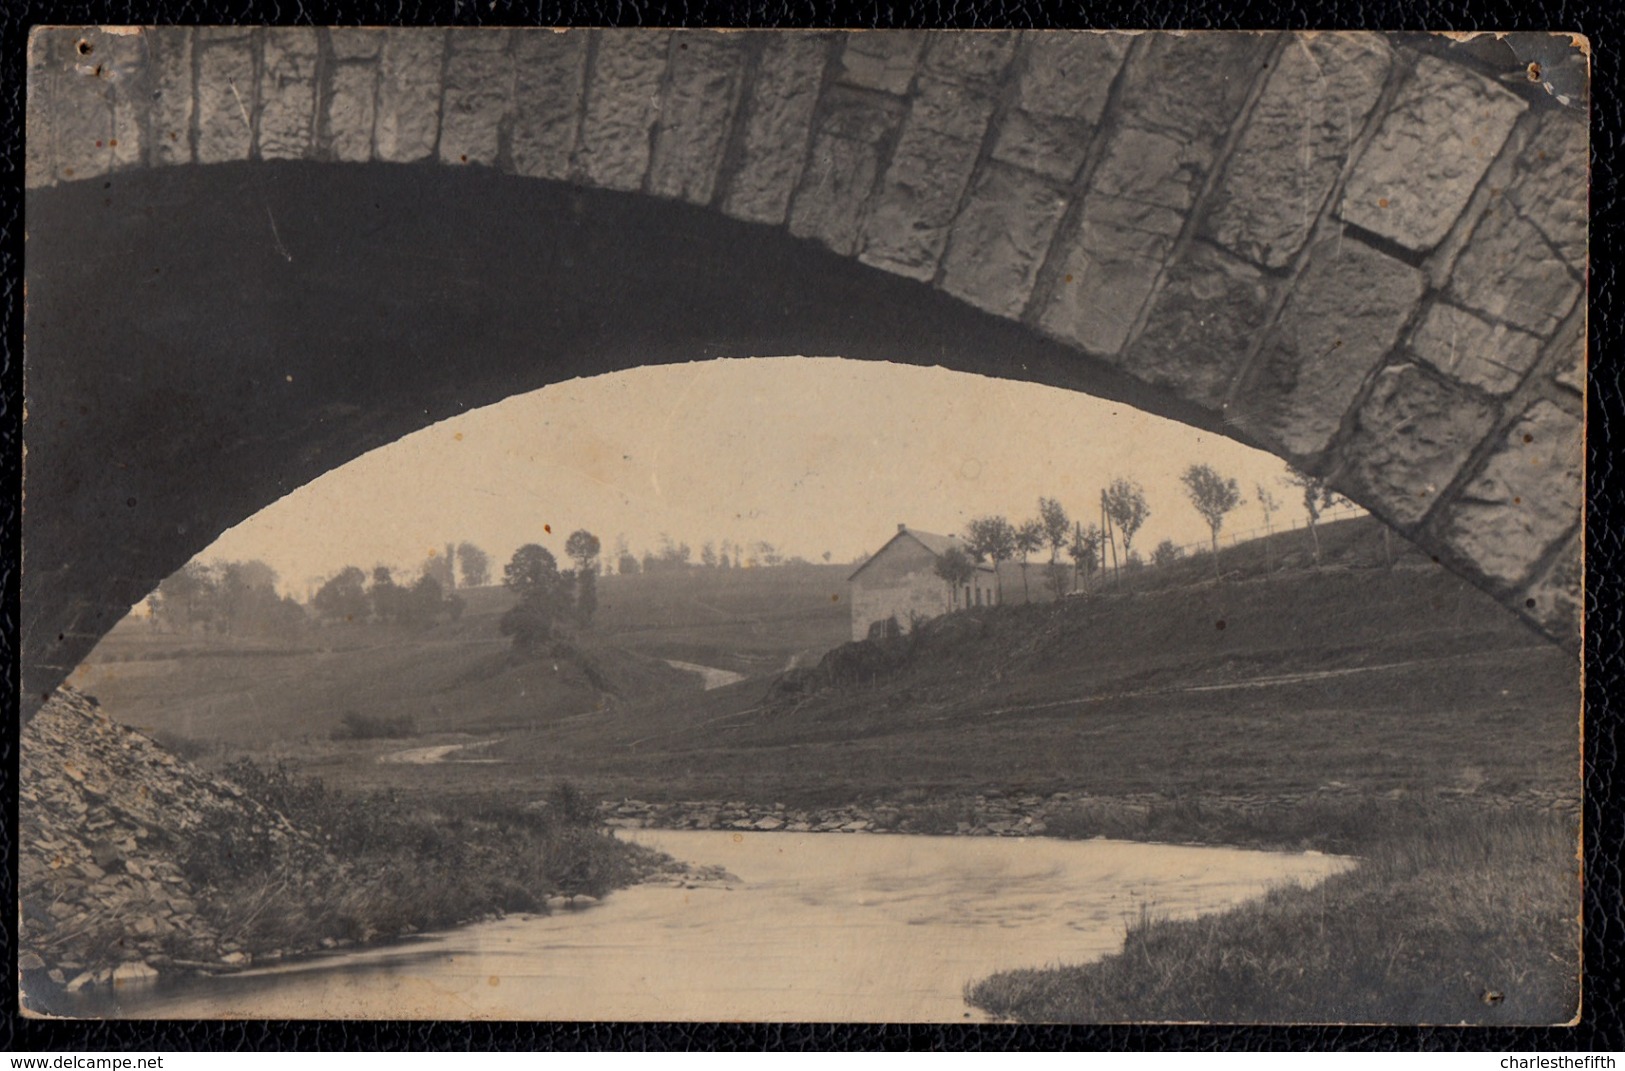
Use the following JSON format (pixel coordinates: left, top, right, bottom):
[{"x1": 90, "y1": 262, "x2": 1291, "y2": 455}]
[{"x1": 330, "y1": 710, "x2": 418, "y2": 741}]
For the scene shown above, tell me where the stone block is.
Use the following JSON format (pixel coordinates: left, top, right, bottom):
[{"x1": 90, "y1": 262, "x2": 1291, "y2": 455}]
[
  {"x1": 650, "y1": 32, "x2": 747, "y2": 205},
  {"x1": 938, "y1": 163, "x2": 1070, "y2": 318},
  {"x1": 328, "y1": 28, "x2": 384, "y2": 61},
  {"x1": 787, "y1": 90, "x2": 902, "y2": 256},
  {"x1": 836, "y1": 32, "x2": 923, "y2": 95},
  {"x1": 1016, "y1": 31, "x2": 1132, "y2": 123},
  {"x1": 257, "y1": 28, "x2": 320, "y2": 161},
  {"x1": 788, "y1": 133, "x2": 886, "y2": 258},
  {"x1": 721, "y1": 33, "x2": 830, "y2": 225},
  {"x1": 922, "y1": 32, "x2": 1018, "y2": 81},
  {"x1": 1447, "y1": 199, "x2": 1583, "y2": 339},
  {"x1": 1518, "y1": 535, "x2": 1582, "y2": 643},
  {"x1": 1341, "y1": 363, "x2": 1499, "y2": 526},
  {"x1": 1440, "y1": 400, "x2": 1583, "y2": 588},
  {"x1": 509, "y1": 31, "x2": 587, "y2": 182},
  {"x1": 1339, "y1": 54, "x2": 1526, "y2": 253},
  {"x1": 43, "y1": 31, "x2": 114, "y2": 183},
  {"x1": 906, "y1": 75, "x2": 998, "y2": 143},
  {"x1": 150, "y1": 27, "x2": 194, "y2": 167},
  {"x1": 1550, "y1": 311, "x2": 1585, "y2": 395},
  {"x1": 439, "y1": 31, "x2": 513, "y2": 167},
  {"x1": 25, "y1": 33, "x2": 54, "y2": 186},
  {"x1": 1122, "y1": 242, "x2": 1275, "y2": 406},
  {"x1": 1407, "y1": 301, "x2": 1545, "y2": 395},
  {"x1": 1037, "y1": 115, "x2": 1206, "y2": 357},
  {"x1": 34, "y1": 29, "x2": 146, "y2": 181},
  {"x1": 1112, "y1": 33, "x2": 1270, "y2": 141},
  {"x1": 576, "y1": 30, "x2": 671, "y2": 191},
  {"x1": 195, "y1": 32, "x2": 258, "y2": 165},
  {"x1": 1203, "y1": 33, "x2": 1392, "y2": 269},
  {"x1": 1037, "y1": 208, "x2": 1175, "y2": 358},
  {"x1": 324, "y1": 61, "x2": 378, "y2": 163},
  {"x1": 103, "y1": 31, "x2": 148, "y2": 172},
  {"x1": 855, "y1": 77, "x2": 997, "y2": 279},
  {"x1": 1500, "y1": 109, "x2": 1587, "y2": 271},
  {"x1": 1235, "y1": 236, "x2": 1426, "y2": 459},
  {"x1": 1090, "y1": 123, "x2": 1210, "y2": 212},
  {"x1": 376, "y1": 30, "x2": 446, "y2": 163},
  {"x1": 813, "y1": 85, "x2": 904, "y2": 143},
  {"x1": 991, "y1": 109, "x2": 1092, "y2": 182},
  {"x1": 859, "y1": 124, "x2": 983, "y2": 282}
]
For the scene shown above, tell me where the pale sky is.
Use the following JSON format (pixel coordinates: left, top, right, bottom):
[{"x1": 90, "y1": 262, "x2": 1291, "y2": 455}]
[{"x1": 194, "y1": 357, "x2": 1346, "y2": 598}]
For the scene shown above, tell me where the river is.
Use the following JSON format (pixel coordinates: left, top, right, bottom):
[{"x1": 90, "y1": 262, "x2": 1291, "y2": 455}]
[{"x1": 80, "y1": 829, "x2": 1350, "y2": 1021}]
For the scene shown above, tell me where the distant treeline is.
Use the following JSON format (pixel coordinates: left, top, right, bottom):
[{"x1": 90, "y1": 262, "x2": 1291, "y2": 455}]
[{"x1": 608, "y1": 534, "x2": 836, "y2": 575}]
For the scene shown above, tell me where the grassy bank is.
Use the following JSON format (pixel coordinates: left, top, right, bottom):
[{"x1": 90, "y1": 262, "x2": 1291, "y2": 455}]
[
  {"x1": 967, "y1": 805, "x2": 1580, "y2": 1025},
  {"x1": 178, "y1": 763, "x2": 662, "y2": 961}
]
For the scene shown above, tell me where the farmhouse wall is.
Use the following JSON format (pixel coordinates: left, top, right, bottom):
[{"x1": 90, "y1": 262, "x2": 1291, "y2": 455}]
[{"x1": 852, "y1": 539, "x2": 950, "y2": 640}]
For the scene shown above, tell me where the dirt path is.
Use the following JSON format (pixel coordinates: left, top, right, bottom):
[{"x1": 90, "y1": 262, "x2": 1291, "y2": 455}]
[
  {"x1": 377, "y1": 738, "x2": 501, "y2": 765},
  {"x1": 945, "y1": 647, "x2": 1550, "y2": 725},
  {"x1": 663, "y1": 659, "x2": 747, "y2": 690}
]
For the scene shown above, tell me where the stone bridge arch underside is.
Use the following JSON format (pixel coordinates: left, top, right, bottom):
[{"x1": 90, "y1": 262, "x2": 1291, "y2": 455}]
[{"x1": 22, "y1": 27, "x2": 1586, "y2": 714}]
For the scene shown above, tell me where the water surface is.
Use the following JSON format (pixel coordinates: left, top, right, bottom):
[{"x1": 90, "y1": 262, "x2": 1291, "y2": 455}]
[{"x1": 87, "y1": 829, "x2": 1350, "y2": 1021}]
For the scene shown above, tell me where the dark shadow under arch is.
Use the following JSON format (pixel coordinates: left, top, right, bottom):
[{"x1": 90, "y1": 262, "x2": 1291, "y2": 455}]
[{"x1": 14, "y1": 159, "x2": 1438, "y2": 711}]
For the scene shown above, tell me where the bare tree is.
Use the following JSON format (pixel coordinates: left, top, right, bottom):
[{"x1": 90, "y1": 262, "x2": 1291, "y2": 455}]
[
  {"x1": 1255, "y1": 483, "x2": 1281, "y2": 534},
  {"x1": 1014, "y1": 519, "x2": 1044, "y2": 603},
  {"x1": 1038, "y1": 497, "x2": 1070, "y2": 568},
  {"x1": 1283, "y1": 467, "x2": 1347, "y2": 567},
  {"x1": 1068, "y1": 523, "x2": 1103, "y2": 594},
  {"x1": 1103, "y1": 478, "x2": 1151, "y2": 566},
  {"x1": 1255, "y1": 483, "x2": 1281, "y2": 571},
  {"x1": 1182, "y1": 464, "x2": 1245, "y2": 575},
  {"x1": 965, "y1": 515, "x2": 1016, "y2": 603}
]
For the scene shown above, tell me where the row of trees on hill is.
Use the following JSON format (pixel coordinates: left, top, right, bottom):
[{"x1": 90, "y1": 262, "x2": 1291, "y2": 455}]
[
  {"x1": 932, "y1": 464, "x2": 1351, "y2": 606},
  {"x1": 609, "y1": 534, "x2": 834, "y2": 575},
  {"x1": 146, "y1": 560, "x2": 310, "y2": 638},
  {"x1": 413, "y1": 541, "x2": 491, "y2": 590},
  {"x1": 311, "y1": 564, "x2": 465, "y2": 627}
]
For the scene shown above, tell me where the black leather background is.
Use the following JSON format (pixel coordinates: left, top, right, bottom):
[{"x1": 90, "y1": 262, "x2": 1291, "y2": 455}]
[{"x1": 2, "y1": 0, "x2": 1620, "y2": 1051}]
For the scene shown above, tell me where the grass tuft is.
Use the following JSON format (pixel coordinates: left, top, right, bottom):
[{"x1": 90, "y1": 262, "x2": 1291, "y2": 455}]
[
  {"x1": 181, "y1": 761, "x2": 660, "y2": 958},
  {"x1": 966, "y1": 805, "x2": 1580, "y2": 1025}
]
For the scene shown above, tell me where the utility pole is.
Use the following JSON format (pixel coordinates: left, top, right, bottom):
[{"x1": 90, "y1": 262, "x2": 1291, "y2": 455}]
[{"x1": 1101, "y1": 491, "x2": 1121, "y2": 588}]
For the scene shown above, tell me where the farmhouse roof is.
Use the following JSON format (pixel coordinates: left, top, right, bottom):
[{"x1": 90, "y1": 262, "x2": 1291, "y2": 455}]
[{"x1": 848, "y1": 525, "x2": 993, "y2": 582}]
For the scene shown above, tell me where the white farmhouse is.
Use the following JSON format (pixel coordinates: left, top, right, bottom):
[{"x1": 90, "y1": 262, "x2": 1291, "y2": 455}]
[{"x1": 847, "y1": 524, "x2": 999, "y2": 642}]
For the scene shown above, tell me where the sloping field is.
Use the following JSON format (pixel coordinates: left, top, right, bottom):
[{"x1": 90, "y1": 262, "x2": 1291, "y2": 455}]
[
  {"x1": 487, "y1": 520, "x2": 1577, "y2": 806},
  {"x1": 69, "y1": 521, "x2": 1576, "y2": 810},
  {"x1": 69, "y1": 562, "x2": 851, "y2": 756}
]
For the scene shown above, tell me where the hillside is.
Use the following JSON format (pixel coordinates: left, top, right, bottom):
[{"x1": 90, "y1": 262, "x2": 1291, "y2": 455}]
[
  {"x1": 488, "y1": 518, "x2": 1577, "y2": 808},
  {"x1": 68, "y1": 563, "x2": 852, "y2": 769},
  {"x1": 66, "y1": 521, "x2": 1576, "y2": 815}
]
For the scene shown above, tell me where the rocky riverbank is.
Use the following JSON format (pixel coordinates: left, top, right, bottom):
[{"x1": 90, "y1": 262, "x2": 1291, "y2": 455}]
[
  {"x1": 19, "y1": 688, "x2": 339, "y2": 1002},
  {"x1": 600, "y1": 782, "x2": 1580, "y2": 843},
  {"x1": 18, "y1": 688, "x2": 660, "y2": 1013}
]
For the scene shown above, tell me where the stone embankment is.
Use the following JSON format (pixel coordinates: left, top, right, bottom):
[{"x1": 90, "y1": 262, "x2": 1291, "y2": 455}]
[
  {"x1": 601, "y1": 784, "x2": 1580, "y2": 838},
  {"x1": 18, "y1": 688, "x2": 332, "y2": 1001}
]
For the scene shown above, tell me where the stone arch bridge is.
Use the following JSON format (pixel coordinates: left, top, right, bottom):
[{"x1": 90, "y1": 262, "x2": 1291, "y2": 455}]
[{"x1": 22, "y1": 27, "x2": 1586, "y2": 715}]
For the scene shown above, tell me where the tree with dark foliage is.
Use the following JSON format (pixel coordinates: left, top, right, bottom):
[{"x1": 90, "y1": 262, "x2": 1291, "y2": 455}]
[
  {"x1": 501, "y1": 544, "x2": 571, "y2": 654},
  {"x1": 933, "y1": 545, "x2": 977, "y2": 610}
]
